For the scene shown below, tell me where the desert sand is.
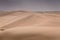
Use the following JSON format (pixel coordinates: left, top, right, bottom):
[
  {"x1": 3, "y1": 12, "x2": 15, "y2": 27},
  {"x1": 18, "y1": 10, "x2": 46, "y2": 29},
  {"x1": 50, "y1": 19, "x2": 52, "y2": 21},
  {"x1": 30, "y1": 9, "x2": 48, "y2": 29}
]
[
  {"x1": 0, "y1": 11, "x2": 60, "y2": 40},
  {"x1": 0, "y1": 11, "x2": 60, "y2": 29},
  {"x1": 0, "y1": 27, "x2": 60, "y2": 40}
]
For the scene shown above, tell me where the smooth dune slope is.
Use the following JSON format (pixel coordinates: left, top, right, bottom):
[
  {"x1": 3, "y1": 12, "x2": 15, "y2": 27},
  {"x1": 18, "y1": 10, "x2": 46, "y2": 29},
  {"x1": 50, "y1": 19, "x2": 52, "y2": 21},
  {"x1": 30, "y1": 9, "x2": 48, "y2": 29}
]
[
  {"x1": 0, "y1": 27, "x2": 60, "y2": 40},
  {"x1": 0, "y1": 11, "x2": 60, "y2": 30},
  {"x1": 0, "y1": 11, "x2": 60, "y2": 40}
]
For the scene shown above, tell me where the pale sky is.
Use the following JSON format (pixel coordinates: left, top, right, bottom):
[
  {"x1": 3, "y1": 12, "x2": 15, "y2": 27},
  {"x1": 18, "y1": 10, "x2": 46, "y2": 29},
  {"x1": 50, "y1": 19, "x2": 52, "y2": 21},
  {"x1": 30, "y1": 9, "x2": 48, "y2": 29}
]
[{"x1": 0, "y1": 0, "x2": 60, "y2": 11}]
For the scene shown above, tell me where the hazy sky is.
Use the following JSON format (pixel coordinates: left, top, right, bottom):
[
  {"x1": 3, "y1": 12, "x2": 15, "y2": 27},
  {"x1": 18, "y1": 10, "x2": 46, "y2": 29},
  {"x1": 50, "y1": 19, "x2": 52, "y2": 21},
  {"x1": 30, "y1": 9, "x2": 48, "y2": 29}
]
[{"x1": 0, "y1": 0, "x2": 60, "y2": 11}]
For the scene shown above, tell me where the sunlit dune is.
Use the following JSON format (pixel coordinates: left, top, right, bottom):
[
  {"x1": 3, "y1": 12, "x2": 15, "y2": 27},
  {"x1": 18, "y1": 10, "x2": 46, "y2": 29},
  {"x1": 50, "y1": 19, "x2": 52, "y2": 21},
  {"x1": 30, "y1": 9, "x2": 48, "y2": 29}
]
[
  {"x1": 0, "y1": 11, "x2": 60, "y2": 29},
  {"x1": 0, "y1": 11, "x2": 60, "y2": 40}
]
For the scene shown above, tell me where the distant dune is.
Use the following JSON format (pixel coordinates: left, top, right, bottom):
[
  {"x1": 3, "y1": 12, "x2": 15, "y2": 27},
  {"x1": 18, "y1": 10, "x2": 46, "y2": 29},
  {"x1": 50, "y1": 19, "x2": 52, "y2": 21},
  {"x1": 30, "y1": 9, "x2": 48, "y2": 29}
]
[{"x1": 0, "y1": 11, "x2": 60, "y2": 30}]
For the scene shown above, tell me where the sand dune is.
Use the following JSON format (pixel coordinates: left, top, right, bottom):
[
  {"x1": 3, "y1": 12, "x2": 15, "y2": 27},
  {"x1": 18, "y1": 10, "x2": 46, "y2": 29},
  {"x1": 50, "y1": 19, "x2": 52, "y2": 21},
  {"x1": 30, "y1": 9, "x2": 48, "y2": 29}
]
[
  {"x1": 0, "y1": 11, "x2": 33, "y2": 29},
  {"x1": 0, "y1": 11, "x2": 60, "y2": 30},
  {"x1": 0, "y1": 11, "x2": 60, "y2": 40}
]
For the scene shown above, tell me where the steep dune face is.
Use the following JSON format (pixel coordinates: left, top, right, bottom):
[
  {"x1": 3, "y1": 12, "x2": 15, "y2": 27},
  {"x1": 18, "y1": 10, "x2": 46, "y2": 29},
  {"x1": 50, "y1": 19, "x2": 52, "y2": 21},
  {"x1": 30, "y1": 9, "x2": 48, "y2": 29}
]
[{"x1": 0, "y1": 11, "x2": 60, "y2": 30}]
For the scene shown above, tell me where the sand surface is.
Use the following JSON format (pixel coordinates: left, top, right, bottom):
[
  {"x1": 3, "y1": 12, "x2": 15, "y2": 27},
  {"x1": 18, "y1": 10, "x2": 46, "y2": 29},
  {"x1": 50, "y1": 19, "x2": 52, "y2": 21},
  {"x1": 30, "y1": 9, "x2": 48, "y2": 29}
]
[
  {"x1": 0, "y1": 27, "x2": 60, "y2": 40},
  {"x1": 0, "y1": 11, "x2": 60, "y2": 29},
  {"x1": 0, "y1": 11, "x2": 60, "y2": 40}
]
